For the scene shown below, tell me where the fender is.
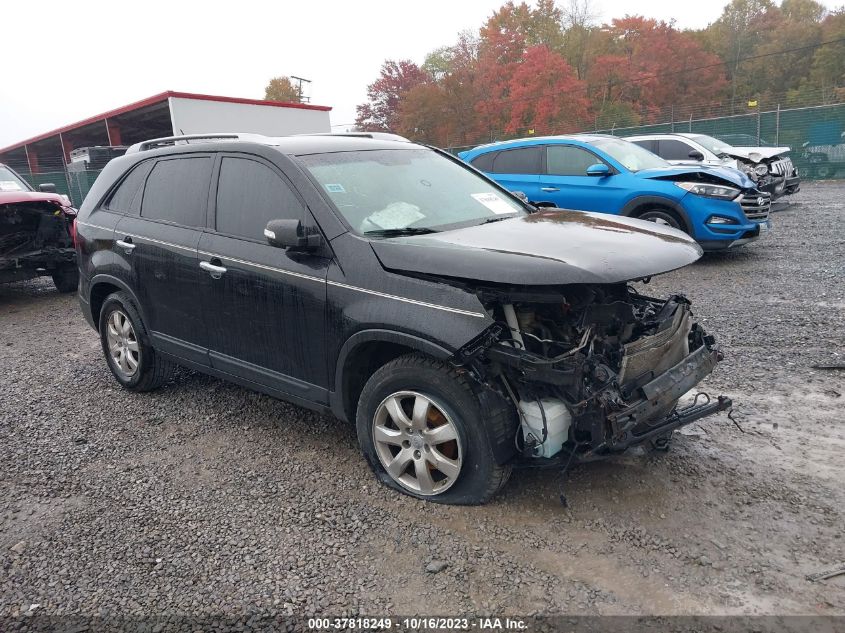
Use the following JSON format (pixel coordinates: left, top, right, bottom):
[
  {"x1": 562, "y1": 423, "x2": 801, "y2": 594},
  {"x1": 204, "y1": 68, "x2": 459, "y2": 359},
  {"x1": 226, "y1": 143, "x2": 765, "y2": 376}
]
[
  {"x1": 87, "y1": 274, "x2": 149, "y2": 334},
  {"x1": 330, "y1": 329, "x2": 454, "y2": 420},
  {"x1": 620, "y1": 196, "x2": 693, "y2": 235}
]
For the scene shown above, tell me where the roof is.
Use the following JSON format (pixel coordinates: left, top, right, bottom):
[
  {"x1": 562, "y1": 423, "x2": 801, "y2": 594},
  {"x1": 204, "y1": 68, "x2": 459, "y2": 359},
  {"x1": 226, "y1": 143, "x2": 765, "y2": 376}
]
[
  {"x1": 460, "y1": 133, "x2": 620, "y2": 155},
  {"x1": 0, "y1": 91, "x2": 333, "y2": 154},
  {"x1": 125, "y1": 132, "x2": 417, "y2": 156},
  {"x1": 626, "y1": 132, "x2": 699, "y2": 139}
]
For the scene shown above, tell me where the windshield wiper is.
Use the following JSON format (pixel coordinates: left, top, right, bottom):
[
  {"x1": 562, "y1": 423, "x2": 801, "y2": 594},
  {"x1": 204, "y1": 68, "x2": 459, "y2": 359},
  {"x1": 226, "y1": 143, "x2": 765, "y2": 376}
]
[
  {"x1": 363, "y1": 227, "x2": 440, "y2": 238},
  {"x1": 479, "y1": 215, "x2": 517, "y2": 225}
]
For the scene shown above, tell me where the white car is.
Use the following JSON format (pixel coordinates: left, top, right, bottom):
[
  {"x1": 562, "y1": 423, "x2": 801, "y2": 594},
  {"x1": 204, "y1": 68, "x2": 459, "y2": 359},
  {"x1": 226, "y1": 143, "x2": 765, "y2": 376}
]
[{"x1": 627, "y1": 133, "x2": 800, "y2": 199}]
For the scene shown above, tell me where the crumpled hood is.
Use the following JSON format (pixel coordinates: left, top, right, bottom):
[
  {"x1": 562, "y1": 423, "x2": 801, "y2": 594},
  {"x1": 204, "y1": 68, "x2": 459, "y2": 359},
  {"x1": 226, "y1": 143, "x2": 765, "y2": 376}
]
[
  {"x1": 724, "y1": 146, "x2": 791, "y2": 161},
  {"x1": 0, "y1": 191, "x2": 71, "y2": 208},
  {"x1": 635, "y1": 165, "x2": 754, "y2": 189},
  {"x1": 370, "y1": 210, "x2": 703, "y2": 285}
]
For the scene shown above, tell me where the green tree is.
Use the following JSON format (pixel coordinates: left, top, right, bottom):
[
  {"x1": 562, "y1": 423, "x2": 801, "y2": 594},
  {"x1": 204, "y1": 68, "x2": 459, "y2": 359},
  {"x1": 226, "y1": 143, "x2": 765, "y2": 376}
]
[
  {"x1": 264, "y1": 76, "x2": 301, "y2": 102},
  {"x1": 703, "y1": 0, "x2": 776, "y2": 109}
]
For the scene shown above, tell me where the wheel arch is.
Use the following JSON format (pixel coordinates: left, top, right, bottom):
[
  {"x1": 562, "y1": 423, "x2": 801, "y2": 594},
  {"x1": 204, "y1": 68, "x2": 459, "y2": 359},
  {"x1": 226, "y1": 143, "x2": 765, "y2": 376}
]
[
  {"x1": 88, "y1": 274, "x2": 147, "y2": 333},
  {"x1": 620, "y1": 196, "x2": 693, "y2": 235},
  {"x1": 331, "y1": 329, "x2": 453, "y2": 423}
]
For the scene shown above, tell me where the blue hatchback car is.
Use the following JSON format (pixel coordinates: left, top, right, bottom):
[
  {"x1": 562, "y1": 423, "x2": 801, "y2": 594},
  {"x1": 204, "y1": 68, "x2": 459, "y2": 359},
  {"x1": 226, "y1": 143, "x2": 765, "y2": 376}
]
[{"x1": 459, "y1": 135, "x2": 772, "y2": 250}]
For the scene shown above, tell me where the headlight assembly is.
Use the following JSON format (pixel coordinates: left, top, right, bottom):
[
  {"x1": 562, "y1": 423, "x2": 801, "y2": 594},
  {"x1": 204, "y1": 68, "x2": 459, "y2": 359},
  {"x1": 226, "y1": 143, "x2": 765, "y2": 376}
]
[
  {"x1": 675, "y1": 181, "x2": 741, "y2": 200},
  {"x1": 754, "y1": 164, "x2": 769, "y2": 176}
]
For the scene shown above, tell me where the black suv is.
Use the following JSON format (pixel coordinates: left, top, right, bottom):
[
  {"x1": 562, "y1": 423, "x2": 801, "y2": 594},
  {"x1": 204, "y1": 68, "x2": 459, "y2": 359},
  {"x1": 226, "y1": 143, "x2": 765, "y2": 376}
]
[{"x1": 76, "y1": 133, "x2": 730, "y2": 505}]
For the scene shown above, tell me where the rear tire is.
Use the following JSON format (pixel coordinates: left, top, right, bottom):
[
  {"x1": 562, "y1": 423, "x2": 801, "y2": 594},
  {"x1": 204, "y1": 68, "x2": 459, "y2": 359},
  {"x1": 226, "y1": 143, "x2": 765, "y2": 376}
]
[
  {"x1": 356, "y1": 354, "x2": 512, "y2": 505},
  {"x1": 636, "y1": 208, "x2": 685, "y2": 233},
  {"x1": 51, "y1": 266, "x2": 79, "y2": 293},
  {"x1": 99, "y1": 292, "x2": 176, "y2": 392}
]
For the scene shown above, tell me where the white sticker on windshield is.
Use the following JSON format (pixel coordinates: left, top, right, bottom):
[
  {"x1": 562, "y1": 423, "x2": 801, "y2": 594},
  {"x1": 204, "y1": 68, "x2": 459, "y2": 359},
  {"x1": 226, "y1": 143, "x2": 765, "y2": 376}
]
[
  {"x1": 325, "y1": 183, "x2": 346, "y2": 193},
  {"x1": 366, "y1": 202, "x2": 426, "y2": 230},
  {"x1": 472, "y1": 192, "x2": 514, "y2": 214},
  {"x1": 0, "y1": 181, "x2": 23, "y2": 192}
]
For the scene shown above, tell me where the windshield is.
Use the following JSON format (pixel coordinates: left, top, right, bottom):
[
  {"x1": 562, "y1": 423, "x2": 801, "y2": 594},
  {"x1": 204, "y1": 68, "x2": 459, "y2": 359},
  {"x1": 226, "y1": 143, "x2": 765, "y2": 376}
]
[
  {"x1": 0, "y1": 166, "x2": 32, "y2": 192},
  {"x1": 590, "y1": 137, "x2": 670, "y2": 172},
  {"x1": 688, "y1": 134, "x2": 733, "y2": 156},
  {"x1": 296, "y1": 148, "x2": 526, "y2": 235}
]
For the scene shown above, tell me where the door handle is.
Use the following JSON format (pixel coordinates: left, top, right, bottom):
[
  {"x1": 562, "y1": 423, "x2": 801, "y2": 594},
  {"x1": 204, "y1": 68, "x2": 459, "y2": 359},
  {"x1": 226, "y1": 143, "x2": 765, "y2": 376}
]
[
  {"x1": 200, "y1": 260, "x2": 227, "y2": 279},
  {"x1": 116, "y1": 237, "x2": 135, "y2": 254},
  {"x1": 540, "y1": 187, "x2": 560, "y2": 192}
]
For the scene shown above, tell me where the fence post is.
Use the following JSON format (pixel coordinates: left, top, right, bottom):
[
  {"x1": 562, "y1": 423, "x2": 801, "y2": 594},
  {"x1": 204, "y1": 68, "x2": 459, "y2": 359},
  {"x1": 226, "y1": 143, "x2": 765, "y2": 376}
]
[
  {"x1": 775, "y1": 104, "x2": 780, "y2": 146},
  {"x1": 670, "y1": 105, "x2": 674, "y2": 133},
  {"x1": 756, "y1": 108, "x2": 761, "y2": 145}
]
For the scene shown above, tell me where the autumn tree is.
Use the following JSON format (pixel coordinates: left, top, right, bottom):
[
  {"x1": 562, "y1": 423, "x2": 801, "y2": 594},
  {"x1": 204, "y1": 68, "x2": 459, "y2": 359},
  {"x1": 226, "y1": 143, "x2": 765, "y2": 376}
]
[
  {"x1": 587, "y1": 17, "x2": 729, "y2": 123},
  {"x1": 354, "y1": 0, "x2": 842, "y2": 147},
  {"x1": 505, "y1": 45, "x2": 590, "y2": 134},
  {"x1": 264, "y1": 76, "x2": 301, "y2": 102},
  {"x1": 355, "y1": 60, "x2": 429, "y2": 131}
]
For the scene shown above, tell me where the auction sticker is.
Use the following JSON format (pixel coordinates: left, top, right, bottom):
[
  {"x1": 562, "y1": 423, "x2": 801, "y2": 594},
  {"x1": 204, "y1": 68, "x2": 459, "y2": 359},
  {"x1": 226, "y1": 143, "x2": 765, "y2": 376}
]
[{"x1": 472, "y1": 192, "x2": 514, "y2": 214}]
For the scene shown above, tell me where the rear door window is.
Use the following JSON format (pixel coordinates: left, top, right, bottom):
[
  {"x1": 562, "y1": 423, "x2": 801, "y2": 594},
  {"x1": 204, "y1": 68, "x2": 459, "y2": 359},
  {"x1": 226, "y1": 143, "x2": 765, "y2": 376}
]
[
  {"x1": 630, "y1": 139, "x2": 656, "y2": 153},
  {"x1": 470, "y1": 152, "x2": 496, "y2": 172},
  {"x1": 215, "y1": 157, "x2": 306, "y2": 241},
  {"x1": 140, "y1": 157, "x2": 212, "y2": 227},
  {"x1": 104, "y1": 161, "x2": 152, "y2": 214},
  {"x1": 545, "y1": 145, "x2": 602, "y2": 176},
  {"x1": 658, "y1": 139, "x2": 696, "y2": 161},
  {"x1": 490, "y1": 147, "x2": 542, "y2": 174}
]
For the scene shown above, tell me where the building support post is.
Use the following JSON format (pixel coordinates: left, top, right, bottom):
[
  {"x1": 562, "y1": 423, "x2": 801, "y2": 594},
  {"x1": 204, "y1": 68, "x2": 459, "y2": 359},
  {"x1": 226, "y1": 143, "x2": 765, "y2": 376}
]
[{"x1": 105, "y1": 118, "x2": 122, "y2": 146}]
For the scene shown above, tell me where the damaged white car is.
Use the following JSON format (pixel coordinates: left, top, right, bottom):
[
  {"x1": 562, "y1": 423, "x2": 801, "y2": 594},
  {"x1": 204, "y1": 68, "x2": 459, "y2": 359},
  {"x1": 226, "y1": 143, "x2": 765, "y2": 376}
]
[{"x1": 628, "y1": 132, "x2": 800, "y2": 200}]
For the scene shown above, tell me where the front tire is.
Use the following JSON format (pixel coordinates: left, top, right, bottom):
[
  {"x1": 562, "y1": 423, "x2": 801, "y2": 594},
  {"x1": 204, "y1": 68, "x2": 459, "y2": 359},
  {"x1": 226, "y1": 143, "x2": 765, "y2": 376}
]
[
  {"x1": 99, "y1": 292, "x2": 176, "y2": 392},
  {"x1": 51, "y1": 266, "x2": 79, "y2": 293},
  {"x1": 356, "y1": 354, "x2": 512, "y2": 505},
  {"x1": 636, "y1": 208, "x2": 684, "y2": 232}
]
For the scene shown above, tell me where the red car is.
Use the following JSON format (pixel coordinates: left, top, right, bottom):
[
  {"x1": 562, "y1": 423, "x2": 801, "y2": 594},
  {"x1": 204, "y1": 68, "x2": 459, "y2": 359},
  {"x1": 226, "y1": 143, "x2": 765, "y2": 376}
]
[{"x1": 0, "y1": 163, "x2": 78, "y2": 292}]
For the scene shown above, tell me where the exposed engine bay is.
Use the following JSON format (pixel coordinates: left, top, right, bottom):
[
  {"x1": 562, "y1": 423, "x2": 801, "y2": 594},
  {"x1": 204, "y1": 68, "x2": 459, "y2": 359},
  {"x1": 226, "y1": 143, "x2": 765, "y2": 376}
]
[
  {"x1": 455, "y1": 283, "x2": 731, "y2": 463},
  {"x1": 0, "y1": 201, "x2": 76, "y2": 284}
]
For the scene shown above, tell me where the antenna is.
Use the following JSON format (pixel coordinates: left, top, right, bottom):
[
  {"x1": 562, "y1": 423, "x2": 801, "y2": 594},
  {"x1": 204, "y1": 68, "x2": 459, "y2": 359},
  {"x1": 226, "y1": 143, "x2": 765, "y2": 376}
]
[{"x1": 290, "y1": 76, "x2": 312, "y2": 103}]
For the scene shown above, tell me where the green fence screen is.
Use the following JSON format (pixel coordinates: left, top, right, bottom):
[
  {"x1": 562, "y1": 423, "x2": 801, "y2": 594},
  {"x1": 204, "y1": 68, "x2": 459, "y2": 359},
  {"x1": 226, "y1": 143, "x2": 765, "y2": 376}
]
[{"x1": 595, "y1": 103, "x2": 845, "y2": 180}]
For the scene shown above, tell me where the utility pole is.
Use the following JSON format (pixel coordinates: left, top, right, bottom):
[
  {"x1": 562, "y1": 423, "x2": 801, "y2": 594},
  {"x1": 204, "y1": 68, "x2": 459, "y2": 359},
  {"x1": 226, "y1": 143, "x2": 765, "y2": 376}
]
[{"x1": 290, "y1": 76, "x2": 312, "y2": 103}]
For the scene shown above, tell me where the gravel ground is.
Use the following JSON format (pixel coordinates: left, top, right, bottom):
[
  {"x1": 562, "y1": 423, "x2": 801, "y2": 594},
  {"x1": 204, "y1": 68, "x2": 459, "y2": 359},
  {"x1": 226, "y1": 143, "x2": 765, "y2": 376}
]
[{"x1": 1, "y1": 182, "x2": 843, "y2": 626}]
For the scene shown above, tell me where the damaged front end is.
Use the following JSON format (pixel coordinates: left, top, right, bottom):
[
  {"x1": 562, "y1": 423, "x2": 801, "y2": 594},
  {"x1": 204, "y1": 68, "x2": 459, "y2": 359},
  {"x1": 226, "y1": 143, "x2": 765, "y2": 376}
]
[
  {"x1": 0, "y1": 199, "x2": 77, "y2": 284},
  {"x1": 455, "y1": 283, "x2": 731, "y2": 464}
]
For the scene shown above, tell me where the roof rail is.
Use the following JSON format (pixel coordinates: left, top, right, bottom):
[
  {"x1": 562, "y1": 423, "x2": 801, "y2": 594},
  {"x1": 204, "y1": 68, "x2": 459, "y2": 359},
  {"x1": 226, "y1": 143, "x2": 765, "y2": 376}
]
[
  {"x1": 299, "y1": 132, "x2": 411, "y2": 142},
  {"x1": 126, "y1": 132, "x2": 269, "y2": 153}
]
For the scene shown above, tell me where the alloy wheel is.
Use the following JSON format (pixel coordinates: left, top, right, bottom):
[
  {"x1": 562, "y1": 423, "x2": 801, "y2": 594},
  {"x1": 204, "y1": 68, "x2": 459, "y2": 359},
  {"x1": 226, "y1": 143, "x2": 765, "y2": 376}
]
[
  {"x1": 106, "y1": 309, "x2": 140, "y2": 377},
  {"x1": 372, "y1": 391, "x2": 463, "y2": 496}
]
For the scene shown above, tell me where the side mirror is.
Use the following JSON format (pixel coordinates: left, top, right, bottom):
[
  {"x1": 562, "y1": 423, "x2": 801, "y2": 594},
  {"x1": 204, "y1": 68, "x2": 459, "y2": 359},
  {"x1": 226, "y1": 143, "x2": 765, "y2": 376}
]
[
  {"x1": 264, "y1": 218, "x2": 320, "y2": 251},
  {"x1": 511, "y1": 190, "x2": 529, "y2": 204},
  {"x1": 38, "y1": 183, "x2": 57, "y2": 193},
  {"x1": 688, "y1": 150, "x2": 705, "y2": 161},
  {"x1": 586, "y1": 163, "x2": 610, "y2": 177}
]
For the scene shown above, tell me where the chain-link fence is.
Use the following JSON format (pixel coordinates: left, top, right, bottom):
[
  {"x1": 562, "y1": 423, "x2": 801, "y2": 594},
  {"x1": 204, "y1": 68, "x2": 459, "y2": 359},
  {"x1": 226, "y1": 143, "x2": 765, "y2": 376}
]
[
  {"x1": 592, "y1": 103, "x2": 845, "y2": 180},
  {"x1": 14, "y1": 165, "x2": 103, "y2": 207}
]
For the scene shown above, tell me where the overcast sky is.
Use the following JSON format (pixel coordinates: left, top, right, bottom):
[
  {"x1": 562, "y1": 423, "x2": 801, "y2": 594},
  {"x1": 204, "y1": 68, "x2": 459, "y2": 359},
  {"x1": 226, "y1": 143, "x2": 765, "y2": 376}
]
[{"x1": 1, "y1": 0, "x2": 840, "y2": 147}]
